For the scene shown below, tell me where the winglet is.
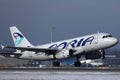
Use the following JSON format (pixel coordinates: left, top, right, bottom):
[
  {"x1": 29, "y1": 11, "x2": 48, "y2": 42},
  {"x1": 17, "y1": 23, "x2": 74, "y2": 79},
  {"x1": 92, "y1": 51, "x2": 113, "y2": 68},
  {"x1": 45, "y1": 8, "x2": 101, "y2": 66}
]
[{"x1": 1, "y1": 45, "x2": 5, "y2": 50}]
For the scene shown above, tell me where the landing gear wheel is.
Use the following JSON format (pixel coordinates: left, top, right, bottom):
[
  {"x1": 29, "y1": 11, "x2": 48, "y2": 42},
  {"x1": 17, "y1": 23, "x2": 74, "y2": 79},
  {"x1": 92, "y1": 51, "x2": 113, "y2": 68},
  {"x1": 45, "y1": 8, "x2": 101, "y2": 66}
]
[
  {"x1": 53, "y1": 61, "x2": 60, "y2": 67},
  {"x1": 74, "y1": 61, "x2": 81, "y2": 67}
]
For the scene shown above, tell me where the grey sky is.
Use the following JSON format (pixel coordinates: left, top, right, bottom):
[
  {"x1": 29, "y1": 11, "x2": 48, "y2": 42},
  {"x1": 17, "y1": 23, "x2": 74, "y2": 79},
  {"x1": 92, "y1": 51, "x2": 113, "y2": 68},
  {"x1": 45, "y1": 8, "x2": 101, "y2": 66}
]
[{"x1": 0, "y1": 0, "x2": 120, "y2": 48}]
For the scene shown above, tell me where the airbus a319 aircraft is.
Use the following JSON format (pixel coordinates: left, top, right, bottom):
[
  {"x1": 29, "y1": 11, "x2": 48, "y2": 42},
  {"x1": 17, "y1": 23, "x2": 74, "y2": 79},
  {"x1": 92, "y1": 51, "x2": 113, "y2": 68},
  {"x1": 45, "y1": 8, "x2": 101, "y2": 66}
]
[{"x1": 2, "y1": 26, "x2": 118, "y2": 67}]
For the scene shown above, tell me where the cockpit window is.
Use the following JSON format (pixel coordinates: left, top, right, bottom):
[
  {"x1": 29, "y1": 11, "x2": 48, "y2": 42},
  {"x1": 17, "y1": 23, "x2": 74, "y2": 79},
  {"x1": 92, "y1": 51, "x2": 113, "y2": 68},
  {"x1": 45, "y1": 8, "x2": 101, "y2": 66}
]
[{"x1": 103, "y1": 35, "x2": 112, "y2": 38}]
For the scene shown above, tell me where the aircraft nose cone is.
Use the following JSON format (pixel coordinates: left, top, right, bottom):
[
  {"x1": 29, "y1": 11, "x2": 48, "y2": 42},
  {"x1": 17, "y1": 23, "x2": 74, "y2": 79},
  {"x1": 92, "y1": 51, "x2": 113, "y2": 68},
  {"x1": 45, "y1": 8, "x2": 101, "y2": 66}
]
[{"x1": 110, "y1": 38, "x2": 118, "y2": 46}]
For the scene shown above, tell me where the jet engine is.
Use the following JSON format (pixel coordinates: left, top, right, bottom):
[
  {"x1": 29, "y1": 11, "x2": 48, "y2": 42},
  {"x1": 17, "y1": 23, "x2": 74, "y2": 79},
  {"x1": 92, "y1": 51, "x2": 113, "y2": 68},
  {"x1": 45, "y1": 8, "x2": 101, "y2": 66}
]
[
  {"x1": 55, "y1": 50, "x2": 70, "y2": 59},
  {"x1": 55, "y1": 47, "x2": 84, "y2": 59}
]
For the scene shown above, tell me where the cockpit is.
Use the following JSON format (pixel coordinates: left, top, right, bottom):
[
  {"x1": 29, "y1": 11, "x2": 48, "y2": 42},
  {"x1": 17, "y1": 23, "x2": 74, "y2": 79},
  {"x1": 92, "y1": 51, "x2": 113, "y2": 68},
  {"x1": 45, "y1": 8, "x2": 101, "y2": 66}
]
[{"x1": 102, "y1": 35, "x2": 112, "y2": 38}]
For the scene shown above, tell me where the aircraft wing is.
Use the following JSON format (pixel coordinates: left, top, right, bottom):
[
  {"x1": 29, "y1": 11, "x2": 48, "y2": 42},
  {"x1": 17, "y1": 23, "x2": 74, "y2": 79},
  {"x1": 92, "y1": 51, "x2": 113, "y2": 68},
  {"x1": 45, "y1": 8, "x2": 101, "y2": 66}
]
[{"x1": 4, "y1": 46, "x2": 59, "y2": 54}]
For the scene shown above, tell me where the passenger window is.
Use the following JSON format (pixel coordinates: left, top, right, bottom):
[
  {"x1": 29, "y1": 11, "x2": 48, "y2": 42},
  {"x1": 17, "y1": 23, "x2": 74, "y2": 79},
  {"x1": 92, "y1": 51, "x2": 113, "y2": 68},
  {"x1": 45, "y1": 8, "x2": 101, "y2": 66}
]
[{"x1": 103, "y1": 36, "x2": 106, "y2": 38}]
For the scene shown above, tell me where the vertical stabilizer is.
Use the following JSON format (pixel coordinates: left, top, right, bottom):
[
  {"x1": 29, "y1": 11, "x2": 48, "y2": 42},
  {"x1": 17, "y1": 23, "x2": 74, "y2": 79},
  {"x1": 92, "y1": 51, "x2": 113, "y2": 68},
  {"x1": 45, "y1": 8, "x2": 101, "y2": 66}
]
[{"x1": 9, "y1": 26, "x2": 33, "y2": 47}]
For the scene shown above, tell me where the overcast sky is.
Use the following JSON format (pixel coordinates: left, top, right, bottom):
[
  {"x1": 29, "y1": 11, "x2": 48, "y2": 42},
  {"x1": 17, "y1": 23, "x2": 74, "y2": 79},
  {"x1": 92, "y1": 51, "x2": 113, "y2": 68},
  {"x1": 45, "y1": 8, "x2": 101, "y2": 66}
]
[{"x1": 0, "y1": 0, "x2": 120, "y2": 49}]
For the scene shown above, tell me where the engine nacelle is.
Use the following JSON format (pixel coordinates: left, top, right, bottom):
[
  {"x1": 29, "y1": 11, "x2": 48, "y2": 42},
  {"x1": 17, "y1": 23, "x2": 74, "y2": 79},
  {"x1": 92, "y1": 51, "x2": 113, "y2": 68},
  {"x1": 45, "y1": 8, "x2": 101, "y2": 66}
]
[
  {"x1": 85, "y1": 50, "x2": 104, "y2": 59},
  {"x1": 55, "y1": 47, "x2": 84, "y2": 59},
  {"x1": 55, "y1": 50, "x2": 69, "y2": 59}
]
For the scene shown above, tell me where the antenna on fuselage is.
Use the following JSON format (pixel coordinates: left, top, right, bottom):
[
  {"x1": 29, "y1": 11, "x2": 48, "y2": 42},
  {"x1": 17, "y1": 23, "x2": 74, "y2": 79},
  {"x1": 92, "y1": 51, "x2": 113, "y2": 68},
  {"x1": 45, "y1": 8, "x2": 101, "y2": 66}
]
[{"x1": 50, "y1": 26, "x2": 56, "y2": 43}]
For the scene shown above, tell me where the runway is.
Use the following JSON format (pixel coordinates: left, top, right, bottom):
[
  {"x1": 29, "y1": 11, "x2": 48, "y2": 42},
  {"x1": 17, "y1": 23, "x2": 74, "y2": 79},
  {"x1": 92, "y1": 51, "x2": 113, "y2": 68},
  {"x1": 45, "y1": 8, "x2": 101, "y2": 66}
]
[{"x1": 0, "y1": 68, "x2": 120, "y2": 80}]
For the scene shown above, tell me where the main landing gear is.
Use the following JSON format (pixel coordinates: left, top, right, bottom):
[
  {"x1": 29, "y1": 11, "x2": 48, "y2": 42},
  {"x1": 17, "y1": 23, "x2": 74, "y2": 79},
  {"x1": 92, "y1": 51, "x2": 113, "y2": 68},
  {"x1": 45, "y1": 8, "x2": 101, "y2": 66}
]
[
  {"x1": 52, "y1": 54, "x2": 60, "y2": 67},
  {"x1": 53, "y1": 61, "x2": 60, "y2": 67},
  {"x1": 74, "y1": 56, "x2": 81, "y2": 67},
  {"x1": 52, "y1": 54, "x2": 81, "y2": 67},
  {"x1": 52, "y1": 59, "x2": 81, "y2": 67}
]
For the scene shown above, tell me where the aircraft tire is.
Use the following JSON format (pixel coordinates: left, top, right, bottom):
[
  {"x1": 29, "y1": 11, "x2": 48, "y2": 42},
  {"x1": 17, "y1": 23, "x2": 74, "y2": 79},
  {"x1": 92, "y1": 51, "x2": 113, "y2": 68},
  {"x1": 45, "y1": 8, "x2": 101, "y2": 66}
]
[
  {"x1": 74, "y1": 61, "x2": 81, "y2": 67},
  {"x1": 53, "y1": 61, "x2": 60, "y2": 67}
]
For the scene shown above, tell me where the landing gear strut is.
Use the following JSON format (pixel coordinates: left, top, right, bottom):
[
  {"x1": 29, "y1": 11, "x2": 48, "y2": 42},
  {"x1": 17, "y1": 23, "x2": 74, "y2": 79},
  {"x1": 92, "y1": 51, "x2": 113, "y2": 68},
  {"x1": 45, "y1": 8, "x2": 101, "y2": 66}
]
[
  {"x1": 52, "y1": 54, "x2": 60, "y2": 67},
  {"x1": 102, "y1": 50, "x2": 105, "y2": 59},
  {"x1": 74, "y1": 56, "x2": 81, "y2": 67},
  {"x1": 100, "y1": 50, "x2": 105, "y2": 59},
  {"x1": 74, "y1": 61, "x2": 81, "y2": 67}
]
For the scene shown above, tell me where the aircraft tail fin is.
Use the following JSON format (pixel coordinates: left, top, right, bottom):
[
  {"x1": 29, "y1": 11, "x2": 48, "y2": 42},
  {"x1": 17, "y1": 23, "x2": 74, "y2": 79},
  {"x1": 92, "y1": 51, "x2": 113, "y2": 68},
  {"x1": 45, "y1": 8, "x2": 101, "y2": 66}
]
[{"x1": 9, "y1": 26, "x2": 33, "y2": 47}]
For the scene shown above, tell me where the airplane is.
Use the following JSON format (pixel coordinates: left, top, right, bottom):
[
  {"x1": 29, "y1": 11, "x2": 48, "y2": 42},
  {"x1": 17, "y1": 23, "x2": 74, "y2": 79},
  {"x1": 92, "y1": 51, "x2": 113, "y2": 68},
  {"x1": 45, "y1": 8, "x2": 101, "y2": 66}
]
[{"x1": 1, "y1": 26, "x2": 118, "y2": 67}]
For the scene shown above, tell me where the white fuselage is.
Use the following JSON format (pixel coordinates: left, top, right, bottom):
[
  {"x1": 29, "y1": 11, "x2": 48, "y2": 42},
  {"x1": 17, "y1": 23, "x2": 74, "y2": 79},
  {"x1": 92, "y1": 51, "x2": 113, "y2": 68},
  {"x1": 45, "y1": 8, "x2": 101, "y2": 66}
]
[{"x1": 19, "y1": 33, "x2": 118, "y2": 60}]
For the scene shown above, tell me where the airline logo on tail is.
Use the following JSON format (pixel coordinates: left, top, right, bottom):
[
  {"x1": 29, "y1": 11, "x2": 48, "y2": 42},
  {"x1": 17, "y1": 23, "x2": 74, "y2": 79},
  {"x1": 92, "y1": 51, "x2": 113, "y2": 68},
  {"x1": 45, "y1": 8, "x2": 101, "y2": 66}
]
[{"x1": 13, "y1": 32, "x2": 24, "y2": 46}]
